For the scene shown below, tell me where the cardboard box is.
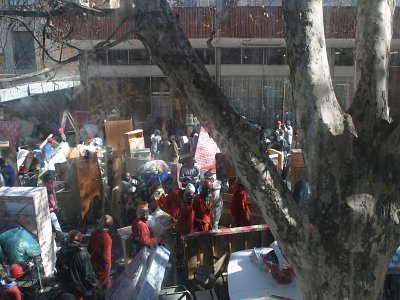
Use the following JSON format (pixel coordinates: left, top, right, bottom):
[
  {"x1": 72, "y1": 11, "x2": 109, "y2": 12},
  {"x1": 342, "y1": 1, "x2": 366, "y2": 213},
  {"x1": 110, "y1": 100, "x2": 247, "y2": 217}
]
[
  {"x1": 125, "y1": 129, "x2": 145, "y2": 150},
  {"x1": 0, "y1": 187, "x2": 56, "y2": 277},
  {"x1": 290, "y1": 149, "x2": 305, "y2": 168},
  {"x1": 268, "y1": 148, "x2": 284, "y2": 170},
  {"x1": 131, "y1": 148, "x2": 151, "y2": 160}
]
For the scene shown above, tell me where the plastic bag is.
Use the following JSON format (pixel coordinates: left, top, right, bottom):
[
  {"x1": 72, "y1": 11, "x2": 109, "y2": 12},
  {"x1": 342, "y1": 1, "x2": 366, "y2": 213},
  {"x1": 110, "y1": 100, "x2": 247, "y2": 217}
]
[
  {"x1": 136, "y1": 160, "x2": 169, "y2": 175},
  {"x1": 250, "y1": 247, "x2": 274, "y2": 271},
  {"x1": 0, "y1": 227, "x2": 41, "y2": 264},
  {"x1": 147, "y1": 208, "x2": 175, "y2": 237}
]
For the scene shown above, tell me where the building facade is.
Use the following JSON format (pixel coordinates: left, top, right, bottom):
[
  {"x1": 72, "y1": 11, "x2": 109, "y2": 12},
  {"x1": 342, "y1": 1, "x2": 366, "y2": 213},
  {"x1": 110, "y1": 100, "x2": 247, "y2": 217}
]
[{"x1": 2, "y1": 1, "x2": 400, "y2": 131}]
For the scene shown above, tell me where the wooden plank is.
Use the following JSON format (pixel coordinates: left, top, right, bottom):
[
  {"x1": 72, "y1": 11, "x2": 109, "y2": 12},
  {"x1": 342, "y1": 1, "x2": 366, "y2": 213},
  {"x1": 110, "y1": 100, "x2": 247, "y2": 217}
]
[{"x1": 104, "y1": 119, "x2": 133, "y2": 156}]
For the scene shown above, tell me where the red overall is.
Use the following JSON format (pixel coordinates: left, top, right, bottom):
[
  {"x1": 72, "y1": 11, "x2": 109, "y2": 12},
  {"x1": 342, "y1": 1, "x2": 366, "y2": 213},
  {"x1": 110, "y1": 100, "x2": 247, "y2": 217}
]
[
  {"x1": 131, "y1": 219, "x2": 160, "y2": 248},
  {"x1": 158, "y1": 189, "x2": 180, "y2": 219},
  {"x1": 0, "y1": 285, "x2": 22, "y2": 300},
  {"x1": 87, "y1": 229, "x2": 112, "y2": 289},
  {"x1": 175, "y1": 204, "x2": 195, "y2": 241},
  {"x1": 231, "y1": 182, "x2": 250, "y2": 227},
  {"x1": 192, "y1": 194, "x2": 213, "y2": 231}
]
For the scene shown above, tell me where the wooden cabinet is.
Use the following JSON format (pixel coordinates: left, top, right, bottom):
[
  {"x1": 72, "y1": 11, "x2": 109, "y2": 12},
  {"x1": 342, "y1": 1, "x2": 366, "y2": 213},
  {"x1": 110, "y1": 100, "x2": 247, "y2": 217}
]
[
  {"x1": 104, "y1": 119, "x2": 133, "y2": 156},
  {"x1": 290, "y1": 149, "x2": 305, "y2": 191}
]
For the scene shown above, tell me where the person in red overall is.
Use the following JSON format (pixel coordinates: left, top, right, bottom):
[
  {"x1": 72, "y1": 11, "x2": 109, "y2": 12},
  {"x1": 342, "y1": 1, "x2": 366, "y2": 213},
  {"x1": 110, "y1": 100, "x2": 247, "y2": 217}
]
[
  {"x1": 231, "y1": 178, "x2": 250, "y2": 227},
  {"x1": 193, "y1": 179, "x2": 214, "y2": 231},
  {"x1": 176, "y1": 183, "x2": 196, "y2": 242},
  {"x1": 158, "y1": 186, "x2": 181, "y2": 219},
  {"x1": 87, "y1": 215, "x2": 113, "y2": 290},
  {"x1": 131, "y1": 204, "x2": 160, "y2": 253}
]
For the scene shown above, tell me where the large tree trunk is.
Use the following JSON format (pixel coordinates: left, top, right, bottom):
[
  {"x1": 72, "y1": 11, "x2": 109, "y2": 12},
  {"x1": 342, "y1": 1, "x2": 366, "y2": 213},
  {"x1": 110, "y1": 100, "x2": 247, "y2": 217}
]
[
  {"x1": 128, "y1": 0, "x2": 400, "y2": 298},
  {"x1": 283, "y1": 0, "x2": 399, "y2": 298}
]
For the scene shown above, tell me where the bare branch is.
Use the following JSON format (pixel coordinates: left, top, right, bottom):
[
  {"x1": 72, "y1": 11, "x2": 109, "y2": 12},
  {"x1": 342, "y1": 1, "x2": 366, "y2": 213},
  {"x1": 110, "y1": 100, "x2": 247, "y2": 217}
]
[{"x1": 0, "y1": 2, "x2": 116, "y2": 17}]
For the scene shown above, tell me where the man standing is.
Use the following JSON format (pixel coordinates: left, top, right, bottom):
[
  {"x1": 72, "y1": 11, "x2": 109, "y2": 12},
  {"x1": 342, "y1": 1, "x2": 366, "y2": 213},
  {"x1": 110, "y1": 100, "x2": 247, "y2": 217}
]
[
  {"x1": 231, "y1": 178, "x2": 250, "y2": 227},
  {"x1": 284, "y1": 120, "x2": 293, "y2": 154},
  {"x1": 46, "y1": 181, "x2": 65, "y2": 244},
  {"x1": 56, "y1": 230, "x2": 99, "y2": 300},
  {"x1": 175, "y1": 183, "x2": 196, "y2": 242},
  {"x1": 131, "y1": 204, "x2": 160, "y2": 254},
  {"x1": 168, "y1": 135, "x2": 179, "y2": 163},
  {"x1": 0, "y1": 158, "x2": 15, "y2": 187},
  {"x1": 150, "y1": 129, "x2": 161, "y2": 159},
  {"x1": 192, "y1": 179, "x2": 214, "y2": 232},
  {"x1": 87, "y1": 215, "x2": 113, "y2": 290}
]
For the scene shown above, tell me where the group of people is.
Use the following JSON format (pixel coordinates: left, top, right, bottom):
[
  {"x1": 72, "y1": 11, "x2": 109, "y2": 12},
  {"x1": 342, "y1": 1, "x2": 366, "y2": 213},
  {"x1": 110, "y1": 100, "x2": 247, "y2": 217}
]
[
  {"x1": 150, "y1": 130, "x2": 179, "y2": 163},
  {"x1": 55, "y1": 215, "x2": 114, "y2": 299},
  {"x1": 275, "y1": 120, "x2": 293, "y2": 154}
]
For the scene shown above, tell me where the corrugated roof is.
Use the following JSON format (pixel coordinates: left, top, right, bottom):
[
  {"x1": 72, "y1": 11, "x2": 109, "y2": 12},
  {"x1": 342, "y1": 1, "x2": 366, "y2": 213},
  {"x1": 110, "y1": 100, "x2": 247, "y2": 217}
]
[{"x1": 0, "y1": 81, "x2": 80, "y2": 103}]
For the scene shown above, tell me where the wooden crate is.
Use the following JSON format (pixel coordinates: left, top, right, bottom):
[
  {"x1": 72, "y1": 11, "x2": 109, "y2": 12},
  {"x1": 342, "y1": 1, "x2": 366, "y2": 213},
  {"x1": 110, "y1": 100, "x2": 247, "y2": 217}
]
[
  {"x1": 267, "y1": 148, "x2": 284, "y2": 171},
  {"x1": 125, "y1": 129, "x2": 145, "y2": 150},
  {"x1": 290, "y1": 149, "x2": 305, "y2": 168},
  {"x1": 291, "y1": 167, "x2": 306, "y2": 192},
  {"x1": 290, "y1": 149, "x2": 306, "y2": 191},
  {"x1": 104, "y1": 119, "x2": 133, "y2": 156}
]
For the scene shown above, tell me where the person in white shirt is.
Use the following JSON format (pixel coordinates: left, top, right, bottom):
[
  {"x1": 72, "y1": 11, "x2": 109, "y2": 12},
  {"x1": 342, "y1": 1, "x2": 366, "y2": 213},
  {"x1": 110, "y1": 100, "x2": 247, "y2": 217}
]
[{"x1": 284, "y1": 120, "x2": 293, "y2": 153}]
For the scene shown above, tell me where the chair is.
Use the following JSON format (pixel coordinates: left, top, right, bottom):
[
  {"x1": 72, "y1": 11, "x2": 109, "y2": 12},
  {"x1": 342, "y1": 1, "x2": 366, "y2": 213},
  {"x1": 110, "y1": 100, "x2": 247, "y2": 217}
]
[{"x1": 193, "y1": 252, "x2": 230, "y2": 288}]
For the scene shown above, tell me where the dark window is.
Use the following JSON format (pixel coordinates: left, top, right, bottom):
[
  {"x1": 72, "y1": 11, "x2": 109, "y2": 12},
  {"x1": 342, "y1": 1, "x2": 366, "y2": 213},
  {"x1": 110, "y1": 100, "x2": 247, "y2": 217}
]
[
  {"x1": 195, "y1": 48, "x2": 215, "y2": 64},
  {"x1": 242, "y1": 48, "x2": 264, "y2": 64},
  {"x1": 390, "y1": 51, "x2": 400, "y2": 67},
  {"x1": 128, "y1": 49, "x2": 151, "y2": 65},
  {"x1": 12, "y1": 31, "x2": 36, "y2": 72},
  {"x1": 334, "y1": 48, "x2": 354, "y2": 66},
  {"x1": 8, "y1": 0, "x2": 33, "y2": 6},
  {"x1": 265, "y1": 47, "x2": 286, "y2": 65},
  {"x1": 107, "y1": 49, "x2": 128, "y2": 65},
  {"x1": 91, "y1": 49, "x2": 107, "y2": 65},
  {"x1": 221, "y1": 48, "x2": 241, "y2": 64}
]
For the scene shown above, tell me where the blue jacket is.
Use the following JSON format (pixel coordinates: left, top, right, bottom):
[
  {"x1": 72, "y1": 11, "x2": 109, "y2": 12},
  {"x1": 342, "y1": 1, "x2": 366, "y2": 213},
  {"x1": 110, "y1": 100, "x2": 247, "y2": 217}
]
[{"x1": 0, "y1": 164, "x2": 15, "y2": 187}]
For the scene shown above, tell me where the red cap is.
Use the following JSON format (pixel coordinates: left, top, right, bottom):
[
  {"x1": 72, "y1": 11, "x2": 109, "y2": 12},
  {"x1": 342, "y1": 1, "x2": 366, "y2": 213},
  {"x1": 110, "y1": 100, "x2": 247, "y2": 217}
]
[
  {"x1": 277, "y1": 120, "x2": 282, "y2": 126},
  {"x1": 10, "y1": 263, "x2": 27, "y2": 279},
  {"x1": 58, "y1": 128, "x2": 64, "y2": 133},
  {"x1": 47, "y1": 137, "x2": 55, "y2": 143}
]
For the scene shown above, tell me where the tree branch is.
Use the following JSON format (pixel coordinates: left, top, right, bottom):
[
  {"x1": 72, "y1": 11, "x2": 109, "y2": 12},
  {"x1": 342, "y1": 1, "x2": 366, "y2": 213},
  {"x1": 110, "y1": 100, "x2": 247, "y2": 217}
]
[
  {"x1": 0, "y1": 2, "x2": 116, "y2": 17},
  {"x1": 0, "y1": 24, "x2": 134, "y2": 84},
  {"x1": 351, "y1": 0, "x2": 395, "y2": 143}
]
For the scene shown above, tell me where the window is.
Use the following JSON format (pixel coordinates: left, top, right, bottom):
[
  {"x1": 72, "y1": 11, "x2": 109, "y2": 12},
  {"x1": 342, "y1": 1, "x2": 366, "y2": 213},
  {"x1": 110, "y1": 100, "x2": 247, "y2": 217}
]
[
  {"x1": 390, "y1": 51, "x2": 400, "y2": 67},
  {"x1": 8, "y1": 0, "x2": 33, "y2": 6},
  {"x1": 12, "y1": 31, "x2": 36, "y2": 72},
  {"x1": 242, "y1": 48, "x2": 264, "y2": 64},
  {"x1": 107, "y1": 50, "x2": 128, "y2": 65},
  {"x1": 129, "y1": 49, "x2": 151, "y2": 65},
  {"x1": 334, "y1": 48, "x2": 354, "y2": 66},
  {"x1": 91, "y1": 49, "x2": 107, "y2": 65},
  {"x1": 195, "y1": 48, "x2": 215, "y2": 64},
  {"x1": 221, "y1": 48, "x2": 241, "y2": 64},
  {"x1": 265, "y1": 47, "x2": 286, "y2": 65}
]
